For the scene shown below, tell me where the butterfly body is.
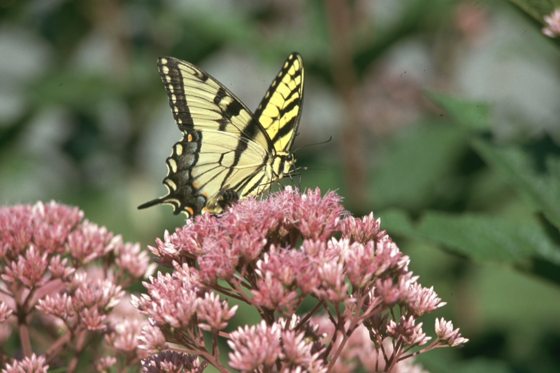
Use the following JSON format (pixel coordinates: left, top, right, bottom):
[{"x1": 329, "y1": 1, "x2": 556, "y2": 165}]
[{"x1": 139, "y1": 53, "x2": 304, "y2": 217}]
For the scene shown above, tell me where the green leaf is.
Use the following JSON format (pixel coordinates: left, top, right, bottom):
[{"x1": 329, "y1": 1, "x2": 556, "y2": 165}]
[
  {"x1": 29, "y1": 71, "x2": 118, "y2": 112},
  {"x1": 450, "y1": 358, "x2": 512, "y2": 373},
  {"x1": 378, "y1": 208, "x2": 416, "y2": 237},
  {"x1": 507, "y1": 0, "x2": 559, "y2": 21},
  {"x1": 473, "y1": 140, "x2": 560, "y2": 229},
  {"x1": 416, "y1": 212, "x2": 560, "y2": 265},
  {"x1": 426, "y1": 92, "x2": 490, "y2": 131},
  {"x1": 372, "y1": 121, "x2": 468, "y2": 210}
]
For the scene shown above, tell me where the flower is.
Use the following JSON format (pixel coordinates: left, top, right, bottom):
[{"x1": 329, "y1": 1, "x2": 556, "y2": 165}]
[
  {"x1": 316, "y1": 320, "x2": 427, "y2": 373},
  {"x1": 95, "y1": 356, "x2": 117, "y2": 372},
  {"x1": 137, "y1": 324, "x2": 167, "y2": 356},
  {"x1": 133, "y1": 266, "x2": 201, "y2": 328},
  {"x1": 2, "y1": 246, "x2": 49, "y2": 287},
  {"x1": 1, "y1": 354, "x2": 49, "y2": 373},
  {"x1": 137, "y1": 188, "x2": 467, "y2": 371},
  {"x1": 115, "y1": 241, "x2": 154, "y2": 279},
  {"x1": 141, "y1": 351, "x2": 206, "y2": 373},
  {"x1": 228, "y1": 321, "x2": 282, "y2": 371},
  {"x1": 106, "y1": 318, "x2": 146, "y2": 352},
  {"x1": 0, "y1": 201, "x2": 152, "y2": 370},
  {"x1": 387, "y1": 315, "x2": 431, "y2": 346},
  {"x1": 227, "y1": 318, "x2": 326, "y2": 372},
  {"x1": 435, "y1": 318, "x2": 469, "y2": 347},
  {"x1": 252, "y1": 247, "x2": 311, "y2": 313},
  {"x1": 404, "y1": 283, "x2": 446, "y2": 316},
  {"x1": 66, "y1": 221, "x2": 115, "y2": 263},
  {"x1": 197, "y1": 292, "x2": 238, "y2": 332},
  {"x1": 0, "y1": 301, "x2": 13, "y2": 323},
  {"x1": 36, "y1": 293, "x2": 73, "y2": 319},
  {"x1": 339, "y1": 212, "x2": 383, "y2": 243},
  {"x1": 0, "y1": 202, "x2": 82, "y2": 259},
  {"x1": 543, "y1": 9, "x2": 560, "y2": 38}
]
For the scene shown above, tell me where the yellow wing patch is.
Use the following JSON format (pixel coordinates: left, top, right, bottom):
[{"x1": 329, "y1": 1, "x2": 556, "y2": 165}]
[{"x1": 254, "y1": 53, "x2": 304, "y2": 153}]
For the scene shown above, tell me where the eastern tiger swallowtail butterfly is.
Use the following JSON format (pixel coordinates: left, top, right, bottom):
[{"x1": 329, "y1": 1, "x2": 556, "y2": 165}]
[{"x1": 139, "y1": 53, "x2": 304, "y2": 217}]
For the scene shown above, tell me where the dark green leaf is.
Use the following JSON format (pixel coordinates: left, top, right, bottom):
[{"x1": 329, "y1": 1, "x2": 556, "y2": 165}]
[
  {"x1": 416, "y1": 212, "x2": 560, "y2": 265},
  {"x1": 372, "y1": 121, "x2": 468, "y2": 210},
  {"x1": 450, "y1": 358, "x2": 512, "y2": 373},
  {"x1": 427, "y1": 92, "x2": 490, "y2": 131},
  {"x1": 507, "y1": 0, "x2": 559, "y2": 21},
  {"x1": 473, "y1": 140, "x2": 560, "y2": 229},
  {"x1": 378, "y1": 208, "x2": 416, "y2": 237}
]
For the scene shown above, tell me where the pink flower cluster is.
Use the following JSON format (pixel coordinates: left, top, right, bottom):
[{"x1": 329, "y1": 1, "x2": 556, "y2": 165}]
[
  {"x1": 1, "y1": 354, "x2": 48, "y2": 373},
  {"x1": 0, "y1": 202, "x2": 153, "y2": 372},
  {"x1": 136, "y1": 188, "x2": 468, "y2": 372},
  {"x1": 543, "y1": 8, "x2": 560, "y2": 38}
]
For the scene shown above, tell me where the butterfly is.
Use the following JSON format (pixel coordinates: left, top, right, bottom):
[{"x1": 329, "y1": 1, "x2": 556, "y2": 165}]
[{"x1": 138, "y1": 52, "x2": 304, "y2": 217}]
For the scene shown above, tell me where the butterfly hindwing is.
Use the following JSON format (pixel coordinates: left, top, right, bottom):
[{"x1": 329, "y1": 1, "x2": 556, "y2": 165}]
[
  {"x1": 139, "y1": 53, "x2": 304, "y2": 217},
  {"x1": 150, "y1": 129, "x2": 267, "y2": 216}
]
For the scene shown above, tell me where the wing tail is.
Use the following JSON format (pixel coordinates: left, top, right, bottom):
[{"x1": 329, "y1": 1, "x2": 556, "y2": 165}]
[{"x1": 137, "y1": 197, "x2": 166, "y2": 210}]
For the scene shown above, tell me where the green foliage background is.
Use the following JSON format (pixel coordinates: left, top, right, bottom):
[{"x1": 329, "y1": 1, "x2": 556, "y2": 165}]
[{"x1": 1, "y1": 0, "x2": 560, "y2": 371}]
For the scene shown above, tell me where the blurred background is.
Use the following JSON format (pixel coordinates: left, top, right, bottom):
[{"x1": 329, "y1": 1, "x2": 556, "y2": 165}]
[{"x1": 1, "y1": 0, "x2": 560, "y2": 371}]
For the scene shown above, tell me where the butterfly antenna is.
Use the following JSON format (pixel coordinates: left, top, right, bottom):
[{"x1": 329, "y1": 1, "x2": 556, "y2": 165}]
[
  {"x1": 259, "y1": 178, "x2": 280, "y2": 190},
  {"x1": 284, "y1": 166, "x2": 306, "y2": 190},
  {"x1": 288, "y1": 166, "x2": 306, "y2": 179},
  {"x1": 293, "y1": 136, "x2": 333, "y2": 153}
]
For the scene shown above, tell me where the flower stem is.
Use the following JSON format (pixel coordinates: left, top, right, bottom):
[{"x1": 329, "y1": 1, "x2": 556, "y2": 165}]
[
  {"x1": 18, "y1": 321, "x2": 32, "y2": 357},
  {"x1": 297, "y1": 300, "x2": 324, "y2": 329},
  {"x1": 45, "y1": 333, "x2": 72, "y2": 361}
]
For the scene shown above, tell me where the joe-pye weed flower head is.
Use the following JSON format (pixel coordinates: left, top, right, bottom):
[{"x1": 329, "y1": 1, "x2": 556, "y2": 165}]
[
  {"x1": 136, "y1": 188, "x2": 468, "y2": 372},
  {"x1": 0, "y1": 202, "x2": 153, "y2": 371}
]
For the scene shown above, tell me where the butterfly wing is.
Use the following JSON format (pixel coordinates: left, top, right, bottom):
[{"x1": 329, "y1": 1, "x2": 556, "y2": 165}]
[
  {"x1": 253, "y1": 53, "x2": 304, "y2": 153},
  {"x1": 139, "y1": 57, "x2": 273, "y2": 216}
]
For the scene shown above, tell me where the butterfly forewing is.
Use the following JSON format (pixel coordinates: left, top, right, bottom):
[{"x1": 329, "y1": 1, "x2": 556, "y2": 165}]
[
  {"x1": 158, "y1": 57, "x2": 269, "y2": 148},
  {"x1": 254, "y1": 53, "x2": 304, "y2": 153}
]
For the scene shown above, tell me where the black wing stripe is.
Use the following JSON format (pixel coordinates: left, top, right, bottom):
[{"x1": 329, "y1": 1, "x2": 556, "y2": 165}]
[
  {"x1": 224, "y1": 99, "x2": 243, "y2": 119},
  {"x1": 282, "y1": 84, "x2": 301, "y2": 104},
  {"x1": 218, "y1": 119, "x2": 261, "y2": 189},
  {"x1": 253, "y1": 52, "x2": 304, "y2": 153},
  {"x1": 213, "y1": 88, "x2": 227, "y2": 105},
  {"x1": 253, "y1": 53, "x2": 301, "y2": 117},
  {"x1": 279, "y1": 93, "x2": 300, "y2": 116},
  {"x1": 233, "y1": 168, "x2": 266, "y2": 195},
  {"x1": 271, "y1": 117, "x2": 297, "y2": 143},
  {"x1": 160, "y1": 57, "x2": 270, "y2": 145},
  {"x1": 158, "y1": 59, "x2": 192, "y2": 130},
  {"x1": 195, "y1": 169, "x2": 227, "y2": 191}
]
